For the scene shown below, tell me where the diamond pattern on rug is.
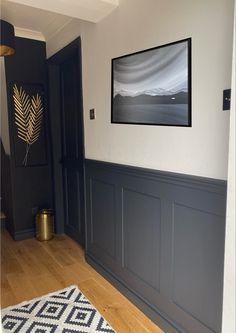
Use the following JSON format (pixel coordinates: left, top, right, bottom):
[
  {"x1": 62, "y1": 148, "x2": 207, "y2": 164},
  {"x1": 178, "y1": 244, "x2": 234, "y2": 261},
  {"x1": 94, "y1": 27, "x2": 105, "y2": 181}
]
[
  {"x1": 25, "y1": 321, "x2": 58, "y2": 333},
  {"x1": 9, "y1": 301, "x2": 40, "y2": 314},
  {"x1": 62, "y1": 329, "x2": 87, "y2": 333},
  {"x1": 36, "y1": 301, "x2": 67, "y2": 320},
  {"x1": 1, "y1": 286, "x2": 116, "y2": 333},
  {"x1": 52, "y1": 289, "x2": 76, "y2": 301},
  {"x1": 65, "y1": 307, "x2": 96, "y2": 327},
  {"x1": 75, "y1": 292, "x2": 91, "y2": 305},
  {"x1": 96, "y1": 318, "x2": 117, "y2": 333},
  {"x1": 2, "y1": 315, "x2": 27, "y2": 332}
]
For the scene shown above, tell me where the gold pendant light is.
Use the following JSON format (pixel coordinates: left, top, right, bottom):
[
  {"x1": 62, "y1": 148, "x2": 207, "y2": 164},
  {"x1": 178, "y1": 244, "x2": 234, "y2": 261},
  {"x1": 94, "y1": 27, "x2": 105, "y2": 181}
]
[{"x1": 0, "y1": 19, "x2": 15, "y2": 56}]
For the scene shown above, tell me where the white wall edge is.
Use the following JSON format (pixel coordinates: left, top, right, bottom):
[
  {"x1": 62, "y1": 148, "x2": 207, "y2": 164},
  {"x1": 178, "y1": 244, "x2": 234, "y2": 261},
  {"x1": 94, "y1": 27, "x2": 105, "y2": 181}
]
[{"x1": 222, "y1": 1, "x2": 236, "y2": 332}]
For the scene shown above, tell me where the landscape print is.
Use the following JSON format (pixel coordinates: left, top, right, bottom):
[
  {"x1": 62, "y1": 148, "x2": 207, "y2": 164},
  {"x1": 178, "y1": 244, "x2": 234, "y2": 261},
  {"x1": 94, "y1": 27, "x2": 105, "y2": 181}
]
[{"x1": 111, "y1": 39, "x2": 191, "y2": 126}]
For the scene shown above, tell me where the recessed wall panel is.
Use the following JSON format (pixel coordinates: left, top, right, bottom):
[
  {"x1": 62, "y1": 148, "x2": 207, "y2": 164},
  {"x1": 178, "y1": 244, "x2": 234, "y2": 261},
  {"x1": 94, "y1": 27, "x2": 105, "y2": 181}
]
[
  {"x1": 123, "y1": 188, "x2": 161, "y2": 292},
  {"x1": 91, "y1": 179, "x2": 116, "y2": 259},
  {"x1": 171, "y1": 203, "x2": 225, "y2": 332}
]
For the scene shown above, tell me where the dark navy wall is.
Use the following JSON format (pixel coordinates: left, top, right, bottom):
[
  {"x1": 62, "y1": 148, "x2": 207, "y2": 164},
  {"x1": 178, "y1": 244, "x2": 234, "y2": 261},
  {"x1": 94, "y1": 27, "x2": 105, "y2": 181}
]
[
  {"x1": 85, "y1": 159, "x2": 226, "y2": 333},
  {"x1": 1, "y1": 140, "x2": 13, "y2": 229},
  {"x1": 4, "y1": 37, "x2": 53, "y2": 239}
]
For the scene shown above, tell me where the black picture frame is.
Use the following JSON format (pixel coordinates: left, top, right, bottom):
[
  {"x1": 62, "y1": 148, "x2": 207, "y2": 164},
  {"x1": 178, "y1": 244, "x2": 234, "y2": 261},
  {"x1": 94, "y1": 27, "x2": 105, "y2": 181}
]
[{"x1": 111, "y1": 38, "x2": 191, "y2": 127}]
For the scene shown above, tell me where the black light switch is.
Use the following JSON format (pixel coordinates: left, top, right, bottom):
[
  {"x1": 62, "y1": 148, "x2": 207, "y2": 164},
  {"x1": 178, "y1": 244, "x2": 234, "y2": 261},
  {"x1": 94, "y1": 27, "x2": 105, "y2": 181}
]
[
  {"x1": 223, "y1": 89, "x2": 231, "y2": 111},
  {"x1": 90, "y1": 108, "x2": 95, "y2": 119}
]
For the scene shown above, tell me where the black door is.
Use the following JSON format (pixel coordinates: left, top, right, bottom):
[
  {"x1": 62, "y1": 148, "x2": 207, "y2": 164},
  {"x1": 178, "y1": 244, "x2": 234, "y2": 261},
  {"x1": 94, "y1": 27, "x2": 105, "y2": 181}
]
[
  {"x1": 60, "y1": 54, "x2": 84, "y2": 244},
  {"x1": 48, "y1": 38, "x2": 85, "y2": 246}
]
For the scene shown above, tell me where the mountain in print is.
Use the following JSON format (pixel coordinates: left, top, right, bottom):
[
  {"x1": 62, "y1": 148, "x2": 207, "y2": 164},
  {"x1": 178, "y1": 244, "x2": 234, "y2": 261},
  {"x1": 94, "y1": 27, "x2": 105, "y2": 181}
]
[{"x1": 113, "y1": 91, "x2": 188, "y2": 106}]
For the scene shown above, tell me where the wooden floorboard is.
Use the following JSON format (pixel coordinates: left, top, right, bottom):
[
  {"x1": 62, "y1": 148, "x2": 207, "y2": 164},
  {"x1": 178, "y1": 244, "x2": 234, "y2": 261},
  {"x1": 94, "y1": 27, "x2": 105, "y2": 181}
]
[{"x1": 0, "y1": 229, "x2": 164, "y2": 333}]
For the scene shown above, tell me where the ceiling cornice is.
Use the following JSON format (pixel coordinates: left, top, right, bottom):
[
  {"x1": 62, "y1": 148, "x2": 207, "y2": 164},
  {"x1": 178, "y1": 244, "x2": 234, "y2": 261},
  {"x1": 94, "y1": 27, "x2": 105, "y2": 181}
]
[
  {"x1": 5, "y1": 0, "x2": 119, "y2": 23},
  {"x1": 15, "y1": 27, "x2": 45, "y2": 41}
]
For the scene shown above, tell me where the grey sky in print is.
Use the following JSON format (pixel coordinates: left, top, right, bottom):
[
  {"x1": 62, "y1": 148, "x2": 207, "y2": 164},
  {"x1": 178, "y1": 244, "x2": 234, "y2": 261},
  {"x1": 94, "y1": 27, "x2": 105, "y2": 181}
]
[{"x1": 113, "y1": 42, "x2": 188, "y2": 98}]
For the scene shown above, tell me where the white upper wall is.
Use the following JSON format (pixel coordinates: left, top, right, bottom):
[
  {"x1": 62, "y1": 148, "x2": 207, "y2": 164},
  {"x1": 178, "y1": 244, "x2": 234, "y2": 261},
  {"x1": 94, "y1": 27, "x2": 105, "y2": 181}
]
[{"x1": 47, "y1": 0, "x2": 234, "y2": 180}]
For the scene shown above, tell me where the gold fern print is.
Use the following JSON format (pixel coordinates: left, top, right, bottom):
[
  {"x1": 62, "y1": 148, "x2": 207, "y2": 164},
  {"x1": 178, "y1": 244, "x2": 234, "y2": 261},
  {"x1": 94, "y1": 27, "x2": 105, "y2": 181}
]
[{"x1": 13, "y1": 84, "x2": 44, "y2": 166}]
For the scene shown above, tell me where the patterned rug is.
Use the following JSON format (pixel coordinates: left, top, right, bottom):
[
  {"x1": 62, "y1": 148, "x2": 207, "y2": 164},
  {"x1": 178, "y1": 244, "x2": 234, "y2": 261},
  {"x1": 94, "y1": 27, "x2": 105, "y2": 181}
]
[{"x1": 1, "y1": 285, "x2": 116, "y2": 333}]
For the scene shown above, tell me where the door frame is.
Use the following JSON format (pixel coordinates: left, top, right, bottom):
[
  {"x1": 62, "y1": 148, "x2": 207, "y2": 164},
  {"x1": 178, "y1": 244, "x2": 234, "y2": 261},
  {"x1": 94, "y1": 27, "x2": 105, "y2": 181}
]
[{"x1": 47, "y1": 37, "x2": 85, "y2": 241}]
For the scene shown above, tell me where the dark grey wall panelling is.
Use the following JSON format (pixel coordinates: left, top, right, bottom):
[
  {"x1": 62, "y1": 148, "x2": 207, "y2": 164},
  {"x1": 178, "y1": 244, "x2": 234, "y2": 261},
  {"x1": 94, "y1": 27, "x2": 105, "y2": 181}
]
[
  {"x1": 85, "y1": 159, "x2": 227, "y2": 333},
  {"x1": 4, "y1": 37, "x2": 53, "y2": 239}
]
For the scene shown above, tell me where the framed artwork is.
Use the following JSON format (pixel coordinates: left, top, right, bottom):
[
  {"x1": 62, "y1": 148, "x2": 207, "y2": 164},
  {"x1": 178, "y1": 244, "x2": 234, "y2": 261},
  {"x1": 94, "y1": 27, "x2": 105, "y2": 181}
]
[
  {"x1": 111, "y1": 38, "x2": 191, "y2": 126},
  {"x1": 11, "y1": 82, "x2": 48, "y2": 167}
]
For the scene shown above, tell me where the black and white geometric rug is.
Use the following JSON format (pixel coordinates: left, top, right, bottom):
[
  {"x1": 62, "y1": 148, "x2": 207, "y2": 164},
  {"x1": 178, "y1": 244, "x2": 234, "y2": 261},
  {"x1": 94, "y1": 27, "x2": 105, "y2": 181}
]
[{"x1": 1, "y1": 285, "x2": 116, "y2": 333}]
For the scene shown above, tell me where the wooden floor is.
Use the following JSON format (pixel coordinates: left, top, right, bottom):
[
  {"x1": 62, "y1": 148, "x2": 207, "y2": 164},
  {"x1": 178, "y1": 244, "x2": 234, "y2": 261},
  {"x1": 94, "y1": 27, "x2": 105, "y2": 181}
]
[{"x1": 0, "y1": 229, "x2": 164, "y2": 333}]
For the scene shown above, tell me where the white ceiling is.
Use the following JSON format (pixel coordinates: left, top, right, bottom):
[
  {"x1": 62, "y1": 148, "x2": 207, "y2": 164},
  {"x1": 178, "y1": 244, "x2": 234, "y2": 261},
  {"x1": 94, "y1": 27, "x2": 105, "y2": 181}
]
[{"x1": 0, "y1": 0, "x2": 119, "y2": 41}]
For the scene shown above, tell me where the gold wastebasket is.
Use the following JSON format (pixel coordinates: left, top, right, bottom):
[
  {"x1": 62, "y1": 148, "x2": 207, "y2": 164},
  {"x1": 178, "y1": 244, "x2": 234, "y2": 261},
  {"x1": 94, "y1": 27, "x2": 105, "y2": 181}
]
[{"x1": 36, "y1": 209, "x2": 54, "y2": 241}]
